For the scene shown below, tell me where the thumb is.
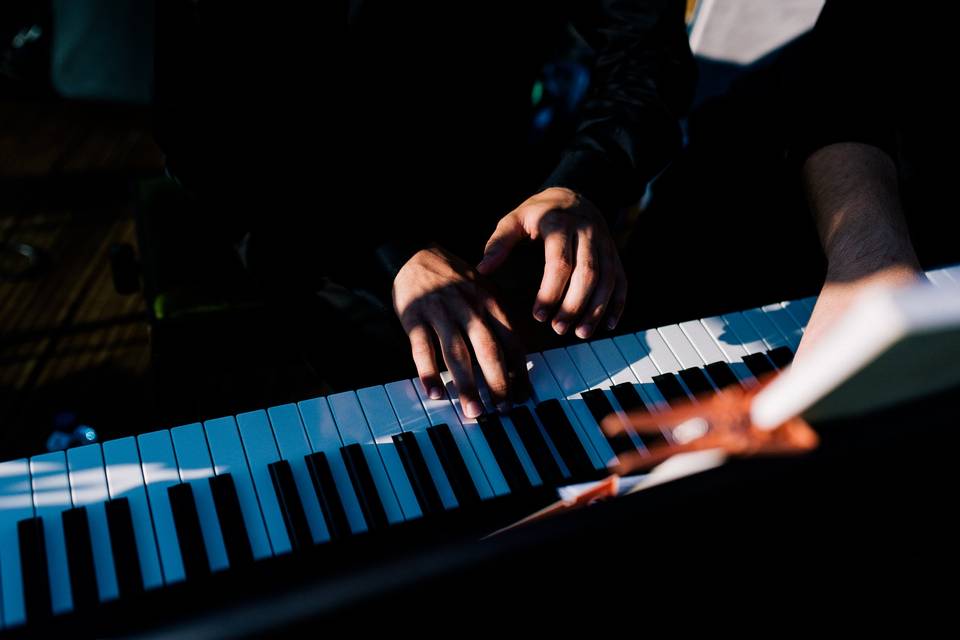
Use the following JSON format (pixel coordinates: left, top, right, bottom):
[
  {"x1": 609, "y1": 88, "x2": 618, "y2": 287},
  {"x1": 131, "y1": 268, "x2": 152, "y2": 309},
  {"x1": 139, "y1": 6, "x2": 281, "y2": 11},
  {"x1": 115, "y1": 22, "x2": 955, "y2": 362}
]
[{"x1": 477, "y1": 213, "x2": 525, "y2": 275}]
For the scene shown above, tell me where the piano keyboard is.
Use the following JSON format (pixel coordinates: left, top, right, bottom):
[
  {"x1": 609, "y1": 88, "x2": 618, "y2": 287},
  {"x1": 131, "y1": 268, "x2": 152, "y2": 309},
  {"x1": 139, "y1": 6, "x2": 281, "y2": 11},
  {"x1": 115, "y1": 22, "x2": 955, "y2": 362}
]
[{"x1": 1, "y1": 264, "x2": 958, "y2": 629}]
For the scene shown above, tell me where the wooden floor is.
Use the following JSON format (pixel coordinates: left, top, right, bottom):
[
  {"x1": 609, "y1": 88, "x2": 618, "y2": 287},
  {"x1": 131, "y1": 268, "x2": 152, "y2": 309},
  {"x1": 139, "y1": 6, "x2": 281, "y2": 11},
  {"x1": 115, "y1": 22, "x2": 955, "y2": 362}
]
[{"x1": 0, "y1": 99, "x2": 163, "y2": 459}]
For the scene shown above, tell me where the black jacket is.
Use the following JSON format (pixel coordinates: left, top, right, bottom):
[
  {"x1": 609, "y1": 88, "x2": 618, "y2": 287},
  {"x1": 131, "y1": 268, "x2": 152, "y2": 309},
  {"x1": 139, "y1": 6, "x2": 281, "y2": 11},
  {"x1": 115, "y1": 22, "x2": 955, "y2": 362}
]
[{"x1": 156, "y1": 1, "x2": 695, "y2": 281}]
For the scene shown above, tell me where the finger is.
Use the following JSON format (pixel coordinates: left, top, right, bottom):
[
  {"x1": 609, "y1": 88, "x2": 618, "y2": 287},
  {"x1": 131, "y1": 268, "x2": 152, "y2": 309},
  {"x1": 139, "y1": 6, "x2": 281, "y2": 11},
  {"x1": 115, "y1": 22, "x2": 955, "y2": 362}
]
[
  {"x1": 433, "y1": 314, "x2": 483, "y2": 418},
  {"x1": 604, "y1": 261, "x2": 628, "y2": 331},
  {"x1": 477, "y1": 213, "x2": 524, "y2": 275},
  {"x1": 483, "y1": 295, "x2": 530, "y2": 404},
  {"x1": 406, "y1": 322, "x2": 443, "y2": 400},
  {"x1": 458, "y1": 307, "x2": 511, "y2": 413},
  {"x1": 552, "y1": 228, "x2": 599, "y2": 335},
  {"x1": 533, "y1": 223, "x2": 574, "y2": 323},
  {"x1": 574, "y1": 247, "x2": 617, "y2": 339}
]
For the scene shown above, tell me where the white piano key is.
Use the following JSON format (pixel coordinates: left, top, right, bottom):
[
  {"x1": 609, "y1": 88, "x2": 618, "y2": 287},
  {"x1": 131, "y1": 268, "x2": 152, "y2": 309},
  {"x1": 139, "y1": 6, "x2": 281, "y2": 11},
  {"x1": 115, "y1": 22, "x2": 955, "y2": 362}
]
[
  {"x1": 780, "y1": 298, "x2": 812, "y2": 329},
  {"x1": 591, "y1": 338, "x2": 663, "y2": 414},
  {"x1": 412, "y1": 380, "x2": 496, "y2": 499},
  {"x1": 297, "y1": 397, "x2": 369, "y2": 534},
  {"x1": 102, "y1": 437, "x2": 163, "y2": 590},
  {"x1": 65, "y1": 444, "x2": 118, "y2": 602},
  {"x1": 29, "y1": 452, "x2": 74, "y2": 614},
  {"x1": 761, "y1": 302, "x2": 803, "y2": 351},
  {"x1": 926, "y1": 269, "x2": 956, "y2": 288},
  {"x1": 700, "y1": 316, "x2": 757, "y2": 385},
  {"x1": 742, "y1": 307, "x2": 790, "y2": 350},
  {"x1": 520, "y1": 398, "x2": 572, "y2": 478},
  {"x1": 525, "y1": 353, "x2": 603, "y2": 468},
  {"x1": 500, "y1": 413, "x2": 543, "y2": 486},
  {"x1": 384, "y1": 380, "x2": 458, "y2": 509},
  {"x1": 942, "y1": 265, "x2": 960, "y2": 283},
  {"x1": 328, "y1": 392, "x2": 406, "y2": 524},
  {"x1": 725, "y1": 310, "x2": 774, "y2": 354},
  {"x1": 590, "y1": 338, "x2": 640, "y2": 386},
  {"x1": 542, "y1": 347, "x2": 617, "y2": 467},
  {"x1": 566, "y1": 342, "x2": 645, "y2": 452},
  {"x1": 170, "y1": 423, "x2": 230, "y2": 571},
  {"x1": 235, "y1": 411, "x2": 292, "y2": 554},
  {"x1": 435, "y1": 375, "x2": 511, "y2": 497},
  {"x1": 137, "y1": 430, "x2": 185, "y2": 584},
  {"x1": 266, "y1": 404, "x2": 332, "y2": 544},
  {"x1": 356, "y1": 386, "x2": 424, "y2": 520},
  {"x1": 636, "y1": 328, "x2": 683, "y2": 373},
  {"x1": 203, "y1": 417, "x2": 273, "y2": 559},
  {"x1": 611, "y1": 333, "x2": 669, "y2": 409},
  {"x1": 566, "y1": 343, "x2": 610, "y2": 391},
  {"x1": 798, "y1": 296, "x2": 818, "y2": 315},
  {"x1": 657, "y1": 325, "x2": 704, "y2": 369},
  {"x1": 474, "y1": 382, "x2": 542, "y2": 487},
  {"x1": 679, "y1": 320, "x2": 726, "y2": 366},
  {"x1": 647, "y1": 326, "x2": 702, "y2": 398},
  {"x1": 0, "y1": 458, "x2": 34, "y2": 627}
]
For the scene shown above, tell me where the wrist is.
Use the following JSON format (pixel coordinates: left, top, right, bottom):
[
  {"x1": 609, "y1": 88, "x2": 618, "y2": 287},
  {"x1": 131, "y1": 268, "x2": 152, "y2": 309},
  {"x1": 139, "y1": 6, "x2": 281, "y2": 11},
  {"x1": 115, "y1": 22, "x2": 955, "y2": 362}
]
[
  {"x1": 823, "y1": 228, "x2": 921, "y2": 282},
  {"x1": 825, "y1": 257, "x2": 922, "y2": 286}
]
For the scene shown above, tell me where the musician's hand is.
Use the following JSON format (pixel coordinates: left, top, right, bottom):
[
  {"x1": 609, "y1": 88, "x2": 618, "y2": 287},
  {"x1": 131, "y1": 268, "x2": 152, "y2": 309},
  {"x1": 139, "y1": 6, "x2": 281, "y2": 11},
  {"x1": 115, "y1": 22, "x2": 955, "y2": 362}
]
[
  {"x1": 393, "y1": 246, "x2": 528, "y2": 417},
  {"x1": 476, "y1": 187, "x2": 626, "y2": 339},
  {"x1": 796, "y1": 263, "x2": 925, "y2": 360}
]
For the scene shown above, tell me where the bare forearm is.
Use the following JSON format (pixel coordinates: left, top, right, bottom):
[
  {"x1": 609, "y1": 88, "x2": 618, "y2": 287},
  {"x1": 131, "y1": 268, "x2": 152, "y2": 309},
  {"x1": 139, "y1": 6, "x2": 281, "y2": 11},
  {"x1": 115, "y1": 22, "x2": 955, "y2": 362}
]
[
  {"x1": 803, "y1": 142, "x2": 920, "y2": 278},
  {"x1": 796, "y1": 142, "x2": 923, "y2": 358}
]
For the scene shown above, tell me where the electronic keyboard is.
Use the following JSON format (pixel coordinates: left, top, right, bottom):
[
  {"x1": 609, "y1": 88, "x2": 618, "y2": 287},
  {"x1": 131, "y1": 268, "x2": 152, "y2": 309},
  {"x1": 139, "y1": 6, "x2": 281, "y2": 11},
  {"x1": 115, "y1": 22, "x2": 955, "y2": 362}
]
[{"x1": 2, "y1": 264, "x2": 959, "y2": 634}]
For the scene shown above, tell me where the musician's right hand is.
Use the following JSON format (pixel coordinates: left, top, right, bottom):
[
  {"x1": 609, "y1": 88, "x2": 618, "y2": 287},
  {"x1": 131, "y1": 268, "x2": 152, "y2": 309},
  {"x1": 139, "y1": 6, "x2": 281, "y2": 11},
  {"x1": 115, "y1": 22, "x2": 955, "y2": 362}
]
[{"x1": 392, "y1": 246, "x2": 528, "y2": 418}]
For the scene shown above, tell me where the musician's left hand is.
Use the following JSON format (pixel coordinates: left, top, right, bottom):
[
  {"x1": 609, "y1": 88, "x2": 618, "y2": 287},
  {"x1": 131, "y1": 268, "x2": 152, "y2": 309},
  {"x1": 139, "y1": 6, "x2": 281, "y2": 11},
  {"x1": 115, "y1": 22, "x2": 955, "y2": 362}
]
[{"x1": 476, "y1": 187, "x2": 627, "y2": 339}]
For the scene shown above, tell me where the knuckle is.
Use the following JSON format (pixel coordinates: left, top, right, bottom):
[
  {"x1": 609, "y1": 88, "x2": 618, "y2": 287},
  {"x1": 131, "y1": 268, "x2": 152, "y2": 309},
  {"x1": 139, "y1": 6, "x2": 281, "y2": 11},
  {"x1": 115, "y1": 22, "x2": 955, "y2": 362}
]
[
  {"x1": 410, "y1": 340, "x2": 434, "y2": 361},
  {"x1": 447, "y1": 341, "x2": 469, "y2": 362},
  {"x1": 473, "y1": 339, "x2": 501, "y2": 364},
  {"x1": 551, "y1": 253, "x2": 574, "y2": 274},
  {"x1": 487, "y1": 378, "x2": 510, "y2": 398}
]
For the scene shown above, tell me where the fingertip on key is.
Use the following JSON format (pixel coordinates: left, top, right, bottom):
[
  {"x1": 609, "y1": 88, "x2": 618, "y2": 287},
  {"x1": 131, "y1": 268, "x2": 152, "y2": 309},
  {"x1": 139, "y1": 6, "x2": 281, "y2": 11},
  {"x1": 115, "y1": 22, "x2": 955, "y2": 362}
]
[{"x1": 464, "y1": 399, "x2": 484, "y2": 418}]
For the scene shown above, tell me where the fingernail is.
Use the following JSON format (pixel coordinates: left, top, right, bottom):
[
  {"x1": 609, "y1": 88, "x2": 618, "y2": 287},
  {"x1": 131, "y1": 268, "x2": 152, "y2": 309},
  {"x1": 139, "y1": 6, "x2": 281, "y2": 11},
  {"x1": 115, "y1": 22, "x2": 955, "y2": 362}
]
[
  {"x1": 428, "y1": 386, "x2": 443, "y2": 400},
  {"x1": 575, "y1": 324, "x2": 592, "y2": 339},
  {"x1": 607, "y1": 316, "x2": 618, "y2": 330},
  {"x1": 465, "y1": 399, "x2": 484, "y2": 418},
  {"x1": 534, "y1": 308, "x2": 548, "y2": 322},
  {"x1": 554, "y1": 321, "x2": 568, "y2": 335}
]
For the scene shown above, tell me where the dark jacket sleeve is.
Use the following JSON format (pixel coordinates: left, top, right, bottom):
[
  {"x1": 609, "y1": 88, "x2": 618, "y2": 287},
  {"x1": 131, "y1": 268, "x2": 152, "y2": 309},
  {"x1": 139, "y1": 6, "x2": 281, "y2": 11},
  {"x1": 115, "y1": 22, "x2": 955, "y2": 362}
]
[
  {"x1": 785, "y1": 0, "x2": 900, "y2": 167},
  {"x1": 542, "y1": 0, "x2": 696, "y2": 218}
]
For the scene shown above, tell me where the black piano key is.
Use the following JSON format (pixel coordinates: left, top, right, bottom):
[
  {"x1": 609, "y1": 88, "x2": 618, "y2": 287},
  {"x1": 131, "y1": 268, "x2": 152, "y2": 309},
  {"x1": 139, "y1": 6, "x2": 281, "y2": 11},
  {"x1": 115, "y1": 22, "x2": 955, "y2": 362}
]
[
  {"x1": 105, "y1": 498, "x2": 143, "y2": 597},
  {"x1": 534, "y1": 399, "x2": 595, "y2": 478},
  {"x1": 652, "y1": 372, "x2": 689, "y2": 406},
  {"x1": 168, "y1": 483, "x2": 210, "y2": 580},
  {"x1": 767, "y1": 346, "x2": 795, "y2": 370},
  {"x1": 341, "y1": 444, "x2": 390, "y2": 531},
  {"x1": 704, "y1": 361, "x2": 740, "y2": 390},
  {"x1": 678, "y1": 367, "x2": 715, "y2": 397},
  {"x1": 268, "y1": 460, "x2": 314, "y2": 551},
  {"x1": 477, "y1": 414, "x2": 530, "y2": 492},
  {"x1": 18, "y1": 516, "x2": 52, "y2": 620},
  {"x1": 305, "y1": 452, "x2": 351, "y2": 541},
  {"x1": 61, "y1": 507, "x2": 99, "y2": 610},
  {"x1": 610, "y1": 382, "x2": 668, "y2": 448},
  {"x1": 392, "y1": 432, "x2": 444, "y2": 515},
  {"x1": 743, "y1": 352, "x2": 776, "y2": 378},
  {"x1": 208, "y1": 473, "x2": 254, "y2": 566},
  {"x1": 581, "y1": 389, "x2": 636, "y2": 457},
  {"x1": 508, "y1": 406, "x2": 564, "y2": 484},
  {"x1": 427, "y1": 423, "x2": 480, "y2": 506}
]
